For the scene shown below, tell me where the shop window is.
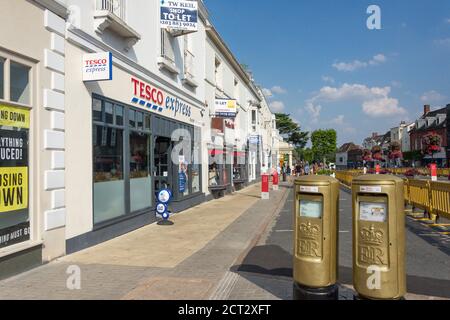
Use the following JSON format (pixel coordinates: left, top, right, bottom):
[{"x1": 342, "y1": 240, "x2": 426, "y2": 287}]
[
  {"x1": 136, "y1": 111, "x2": 144, "y2": 130},
  {"x1": 105, "y1": 101, "x2": 114, "y2": 124},
  {"x1": 93, "y1": 98, "x2": 125, "y2": 225},
  {"x1": 144, "y1": 114, "x2": 151, "y2": 130},
  {"x1": 0, "y1": 58, "x2": 4, "y2": 99},
  {"x1": 129, "y1": 109, "x2": 136, "y2": 128},
  {"x1": 233, "y1": 151, "x2": 247, "y2": 182},
  {"x1": 115, "y1": 105, "x2": 124, "y2": 126},
  {"x1": 93, "y1": 98, "x2": 103, "y2": 122},
  {"x1": 130, "y1": 130, "x2": 151, "y2": 212},
  {"x1": 10, "y1": 62, "x2": 30, "y2": 105},
  {"x1": 0, "y1": 105, "x2": 30, "y2": 249}
]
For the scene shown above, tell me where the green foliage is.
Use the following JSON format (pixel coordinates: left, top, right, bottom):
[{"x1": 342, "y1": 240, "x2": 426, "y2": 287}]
[
  {"x1": 297, "y1": 148, "x2": 314, "y2": 163},
  {"x1": 275, "y1": 113, "x2": 309, "y2": 149},
  {"x1": 311, "y1": 129, "x2": 337, "y2": 162}
]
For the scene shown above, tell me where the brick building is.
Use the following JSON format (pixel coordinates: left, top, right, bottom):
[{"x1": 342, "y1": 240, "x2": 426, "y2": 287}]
[{"x1": 409, "y1": 105, "x2": 449, "y2": 167}]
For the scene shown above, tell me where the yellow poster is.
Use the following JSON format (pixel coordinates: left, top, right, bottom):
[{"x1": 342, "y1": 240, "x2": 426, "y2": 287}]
[
  {"x1": 0, "y1": 105, "x2": 30, "y2": 129},
  {"x1": 0, "y1": 167, "x2": 28, "y2": 213}
]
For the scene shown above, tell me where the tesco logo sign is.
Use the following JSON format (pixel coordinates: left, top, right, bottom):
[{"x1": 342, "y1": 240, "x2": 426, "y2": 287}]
[
  {"x1": 131, "y1": 77, "x2": 192, "y2": 118},
  {"x1": 82, "y1": 52, "x2": 112, "y2": 82}
]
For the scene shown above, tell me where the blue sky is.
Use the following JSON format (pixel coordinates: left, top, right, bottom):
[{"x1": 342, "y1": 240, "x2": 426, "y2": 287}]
[{"x1": 204, "y1": 0, "x2": 450, "y2": 146}]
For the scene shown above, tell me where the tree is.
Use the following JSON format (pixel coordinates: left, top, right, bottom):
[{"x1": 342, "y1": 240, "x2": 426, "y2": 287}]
[
  {"x1": 275, "y1": 113, "x2": 309, "y2": 149},
  {"x1": 311, "y1": 129, "x2": 337, "y2": 162}
]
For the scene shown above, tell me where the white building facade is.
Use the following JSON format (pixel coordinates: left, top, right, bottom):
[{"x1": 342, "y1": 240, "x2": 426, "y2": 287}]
[{"x1": 0, "y1": 0, "x2": 278, "y2": 277}]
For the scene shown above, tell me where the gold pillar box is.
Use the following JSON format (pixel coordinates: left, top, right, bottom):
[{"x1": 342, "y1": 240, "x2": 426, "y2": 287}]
[
  {"x1": 293, "y1": 176, "x2": 340, "y2": 290},
  {"x1": 352, "y1": 175, "x2": 406, "y2": 300}
]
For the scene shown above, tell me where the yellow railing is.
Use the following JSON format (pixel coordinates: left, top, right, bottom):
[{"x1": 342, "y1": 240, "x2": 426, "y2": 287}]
[{"x1": 336, "y1": 171, "x2": 450, "y2": 221}]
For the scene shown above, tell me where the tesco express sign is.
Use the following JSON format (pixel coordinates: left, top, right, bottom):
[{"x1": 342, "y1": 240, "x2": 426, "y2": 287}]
[
  {"x1": 131, "y1": 77, "x2": 192, "y2": 118},
  {"x1": 82, "y1": 52, "x2": 112, "y2": 82}
]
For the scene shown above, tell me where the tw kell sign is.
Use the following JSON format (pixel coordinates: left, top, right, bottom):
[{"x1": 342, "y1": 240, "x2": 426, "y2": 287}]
[
  {"x1": 160, "y1": 0, "x2": 198, "y2": 32},
  {"x1": 82, "y1": 52, "x2": 113, "y2": 82}
]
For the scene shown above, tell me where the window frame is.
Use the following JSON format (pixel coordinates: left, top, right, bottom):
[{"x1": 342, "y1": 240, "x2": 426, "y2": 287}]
[{"x1": 0, "y1": 50, "x2": 36, "y2": 254}]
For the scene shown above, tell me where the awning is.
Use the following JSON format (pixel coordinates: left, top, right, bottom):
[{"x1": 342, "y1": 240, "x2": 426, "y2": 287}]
[{"x1": 234, "y1": 151, "x2": 246, "y2": 157}]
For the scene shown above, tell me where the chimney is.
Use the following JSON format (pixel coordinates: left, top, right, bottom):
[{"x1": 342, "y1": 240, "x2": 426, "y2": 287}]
[
  {"x1": 423, "y1": 105, "x2": 430, "y2": 116},
  {"x1": 372, "y1": 132, "x2": 378, "y2": 138}
]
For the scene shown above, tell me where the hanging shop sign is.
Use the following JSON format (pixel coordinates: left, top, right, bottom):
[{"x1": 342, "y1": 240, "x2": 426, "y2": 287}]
[
  {"x1": 82, "y1": 52, "x2": 113, "y2": 82},
  {"x1": 131, "y1": 77, "x2": 192, "y2": 119},
  {"x1": 160, "y1": 0, "x2": 198, "y2": 32},
  {"x1": 249, "y1": 135, "x2": 260, "y2": 145},
  {"x1": 215, "y1": 99, "x2": 237, "y2": 118}
]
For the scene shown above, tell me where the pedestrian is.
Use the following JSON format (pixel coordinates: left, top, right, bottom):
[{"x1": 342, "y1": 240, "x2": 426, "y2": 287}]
[{"x1": 304, "y1": 162, "x2": 310, "y2": 175}]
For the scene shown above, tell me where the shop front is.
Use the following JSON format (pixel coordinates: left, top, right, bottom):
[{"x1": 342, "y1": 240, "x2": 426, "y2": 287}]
[
  {"x1": 0, "y1": 1, "x2": 68, "y2": 279},
  {"x1": 65, "y1": 44, "x2": 205, "y2": 253}
]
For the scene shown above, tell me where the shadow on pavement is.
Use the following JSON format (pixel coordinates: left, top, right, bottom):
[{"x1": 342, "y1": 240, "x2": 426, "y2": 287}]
[
  {"x1": 231, "y1": 245, "x2": 450, "y2": 299},
  {"x1": 406, "y1": 218, "x2": 450, "y2": 256}
]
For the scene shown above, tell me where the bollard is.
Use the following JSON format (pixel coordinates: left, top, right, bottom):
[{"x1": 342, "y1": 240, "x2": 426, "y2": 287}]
[
  {"x1": 273, "y1": 171, "x2": 279, "y2": 191},
  {"x1": 261, "y1": 174, "x2": 269, "y2": 200},
  {"x1": 352, "y1": 175, "x2": 406, "y2": 300},
  {"x1": 293, "y1": 176, "x2": 340, "y2": 300},
  {"x1": 430, "y1": 164, "x2": 437, "y2": 182},
  {"x1": 375, "y1": 164, "x2": 380, "y2": 175}
]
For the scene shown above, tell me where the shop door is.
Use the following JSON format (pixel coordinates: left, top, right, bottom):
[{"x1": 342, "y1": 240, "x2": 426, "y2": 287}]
[{"x1": 154, "y1": 136, "x2": 173, "y2": 195}]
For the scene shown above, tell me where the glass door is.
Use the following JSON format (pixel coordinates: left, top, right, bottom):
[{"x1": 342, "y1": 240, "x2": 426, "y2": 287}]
[{"x1": 154, "y1": 136, "x2": 173, "y2": 195}]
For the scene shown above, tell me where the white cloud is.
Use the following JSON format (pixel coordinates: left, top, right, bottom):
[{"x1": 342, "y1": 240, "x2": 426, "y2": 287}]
[
  {"x1": 333, "y1": 60, "x2": 367, "y2": 72},
  {"x1": 271, "y1": 86, "x2": 287, "y2": 94},
  {"x1": 304, "y1": 102, "x2": 322, "y2": 122},
  {"x1": 330, "y1": 115, "x2": 345, "y2": 125},
  {"x1": 262, "y1": 88, "x2": 273, "y2": 97},
  {"x1": 333, "y1": 54, "x2": 387, "y2": 72},
  {"x1": 362, "y1": 97, "x2": 407, "y2": 117},
  {"x1": 369, "y1": 54, "x2": 387, "y2": 65},
  {"x1": 269, "y1": 101, "x2": 285, "y2": 112},
  {"x1": 445, "y1": 18, "x2": 450, "y2": 24},
  {"x1": 322, "y1": 76, "x2": 335, "y2": 84},
  {"x1": 305, "y1": 83, "x2": 406, "y2": 118},
  {"x1": 420, "y1": 90, "x2": 447, "y2": 103}
]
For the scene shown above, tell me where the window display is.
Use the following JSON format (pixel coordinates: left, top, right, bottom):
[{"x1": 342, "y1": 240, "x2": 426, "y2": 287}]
[{"x1": 0, "y1": 105, "x2": 30, "y2": 248}]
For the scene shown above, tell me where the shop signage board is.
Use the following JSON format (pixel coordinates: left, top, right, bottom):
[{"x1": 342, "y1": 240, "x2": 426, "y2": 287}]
[
  {"x1": 0, "y1": 104, "x2": 30, "y2": 248},
  {"x1": 131, "y1": 77, "x2": 192, "y2": 120},
  {"x1": 249, "y1": 135, "x2": 260, "y2": 145},
  {"x1": 215, "y1": 99, "x2": 237, "y2": 118},
  {"x1": 82, "y1": 52, "x2": 113, "y2": 82},
  {"x1": 160, "y1": 0, "x2": 198, "y2": 32}
]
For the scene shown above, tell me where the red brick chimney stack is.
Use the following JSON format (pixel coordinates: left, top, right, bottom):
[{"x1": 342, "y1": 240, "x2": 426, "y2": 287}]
[{"x1": 423, "y1": 105, "x2": 431, "y2": 116}]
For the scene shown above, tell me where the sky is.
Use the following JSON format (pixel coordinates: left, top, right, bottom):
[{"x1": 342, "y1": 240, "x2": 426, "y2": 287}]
[{"x1": 203, "y1": 0, "x2": 450, "y2": 146}]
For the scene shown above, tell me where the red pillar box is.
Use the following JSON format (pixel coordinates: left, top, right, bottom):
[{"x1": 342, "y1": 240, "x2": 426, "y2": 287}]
[
  {"x1": 430, "y1": 163, "x2": 438, "y2": 182},
  {"x1": 375, "y1": 164, "x2": 381, "y2": 175},
  {"x1": 261, "y1": 174, "x2": 270, "y2": 200},
  {"x1": 272, "y1": 171, "x2": 279, "y2": 191}
]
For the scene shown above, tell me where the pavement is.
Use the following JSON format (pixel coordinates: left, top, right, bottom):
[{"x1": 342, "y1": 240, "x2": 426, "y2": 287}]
[
  {"x1": 0, "y1": 182, "x2": 290, "y2": 300},
  {"x1": 0, "y1": 179, "x2": 449, "y2": 300},
  {"x1": 223, "y1": 185, "x2": 450, "y2": 300}
]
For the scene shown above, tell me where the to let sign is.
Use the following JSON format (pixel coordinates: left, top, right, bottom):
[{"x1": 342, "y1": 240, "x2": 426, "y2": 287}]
[
  {"x1": 83, "y1": 52, "x2": 113, "y2": 82},
  {"x1": 160, "y1": 0, "x2": 198, "y2": 32}
]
